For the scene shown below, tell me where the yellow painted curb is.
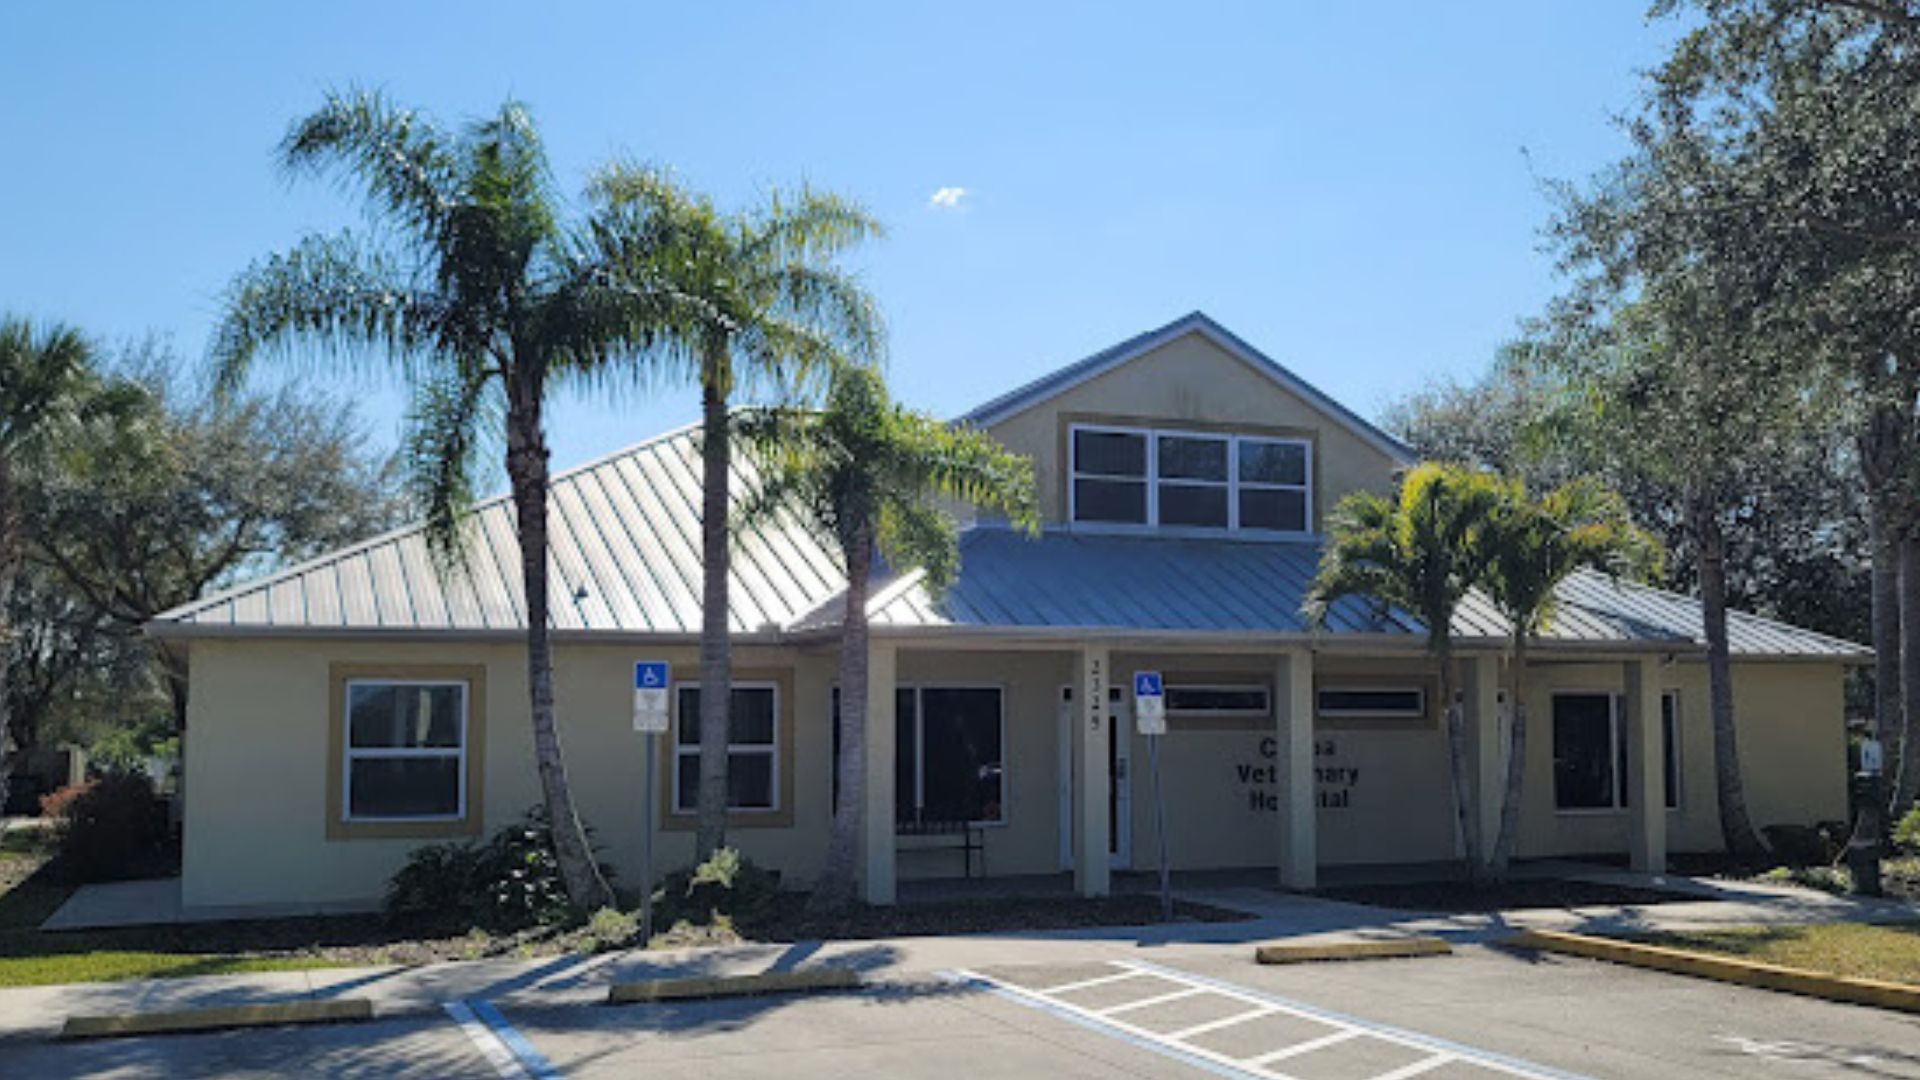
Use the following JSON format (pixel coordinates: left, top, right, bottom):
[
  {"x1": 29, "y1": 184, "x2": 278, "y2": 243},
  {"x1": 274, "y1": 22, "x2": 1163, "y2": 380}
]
[
  {"x1": 607, "y1": 968, "x2": 862, "y2": 1004},
  {"x1": 59, "y1": 998, "x2": 374, "y2": 1041},
  {"x1": 1255, "y1": 937, "x2": 1452, "y2": 964},
  {"x1": 1507, "y1": 929, "x2": 1920, "y2": 1014}
]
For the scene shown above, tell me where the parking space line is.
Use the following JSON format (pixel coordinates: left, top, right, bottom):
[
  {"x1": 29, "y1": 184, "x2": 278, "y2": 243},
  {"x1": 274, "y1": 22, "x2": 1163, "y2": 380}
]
[
  {"x1": 1100, "y1": 986, "x2": 1209, "y2": 1015},
  {"x1": 951, "y1": 961, "x2": 1593, "y2": 1080},
  {"x1": 1043, "y1": 969, "x2": 1147, "y2": 995},
  {"x1": 1166, "y1": 1006, "x2": 1278, "y2": 1041},
  {"x1": 1245, "y1": 1028, "x2": 1362, "y2": 1065},
  {"x1": 1372, "y1": 1055, "x2": 1456, "y2": 1080},
  {"x1": 443, "y1": 1001, "x2": 531, "y2": 1080}
]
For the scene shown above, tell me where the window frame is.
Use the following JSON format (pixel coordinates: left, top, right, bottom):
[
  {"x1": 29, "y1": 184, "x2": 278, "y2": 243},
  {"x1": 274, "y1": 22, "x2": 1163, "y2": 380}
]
[
  {"x1": 340, "y1": 678, "x2": 470, "y2": 825},
  {"x1": 327, "y1": 663, "x2": 486, "y2": 841},
  {"x1": 1315, "y1": 684, "x2": 1428, "y2": 721},
  {"x1": 1550, "y1": 689, "x2": 1683, "y2": 815},
  {"x1": 670, "y1": 680, "x2": 781, "y2": 815},
  {"x1": 1067, "y1": 422, "x2": 1313, "y2": 537}
]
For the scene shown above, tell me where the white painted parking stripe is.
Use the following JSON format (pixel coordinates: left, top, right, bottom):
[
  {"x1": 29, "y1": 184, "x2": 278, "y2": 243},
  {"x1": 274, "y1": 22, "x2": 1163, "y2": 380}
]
[
  {"x1": 1166, "y1": 1005, "x2": 1279, "y2": 1041},
  {"x1": 1245, "y1": 1028, "x2": 1362, "y2": 1065},
  {"x1": 1372, "y1": 1054, "x2": 1457, "y2": 1080},
  {"x1": 952, "y1": 961, "x2": 1593, "y2": 1080},
  {"x1": 1100, "y1": 986, "x2": 1209, "y2": 1015},
  {"x1": 1042, "y1": 969, "x2": 1147, "y2": 995},
  {"x1": 443, "y1": 1001, "x2": 530, "y2": 1080}
]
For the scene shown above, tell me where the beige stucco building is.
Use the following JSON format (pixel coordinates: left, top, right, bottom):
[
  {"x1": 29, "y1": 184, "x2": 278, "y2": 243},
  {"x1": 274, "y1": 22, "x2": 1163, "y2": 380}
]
[{"x1": 154, "y1": 314, "x2": 1866, "y2": 914}]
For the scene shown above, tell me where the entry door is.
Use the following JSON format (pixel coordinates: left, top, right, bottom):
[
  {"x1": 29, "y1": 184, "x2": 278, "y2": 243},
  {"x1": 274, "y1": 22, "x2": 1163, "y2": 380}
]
[{"x1": 1057, "y1": 685, "x2": 1131, "y2": 871}]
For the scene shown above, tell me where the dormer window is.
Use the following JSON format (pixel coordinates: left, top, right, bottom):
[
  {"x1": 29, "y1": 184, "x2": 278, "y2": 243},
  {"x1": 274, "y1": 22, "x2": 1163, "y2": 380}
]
[{"x1": 1069, "y1": 424, "x2": 1311, "y2": 534}]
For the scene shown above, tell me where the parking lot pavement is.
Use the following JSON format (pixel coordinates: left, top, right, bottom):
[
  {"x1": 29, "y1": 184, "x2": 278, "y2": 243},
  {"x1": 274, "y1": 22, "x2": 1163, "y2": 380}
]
[{"x1": 5, "y1": 945, "x2": 1920, "y2": 1078}]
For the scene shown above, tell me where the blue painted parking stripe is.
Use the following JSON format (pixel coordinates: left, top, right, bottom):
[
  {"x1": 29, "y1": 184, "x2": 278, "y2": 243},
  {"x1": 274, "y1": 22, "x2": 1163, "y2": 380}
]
[{"x1": 470, "y1": 999, "x2": 562, "y2": 1080}]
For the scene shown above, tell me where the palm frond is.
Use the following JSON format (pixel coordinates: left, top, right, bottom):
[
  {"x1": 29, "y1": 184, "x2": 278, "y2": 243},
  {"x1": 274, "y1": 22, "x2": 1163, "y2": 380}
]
[
  {"x1": 279, "y1": 87, "x2": 458, "y2": 249},
  {"x1": 403, "y1": 365, "x2": 495, "y2": 572},
  {"x1": 210, "y1": 232, "x2": 443, "y2": 393}
]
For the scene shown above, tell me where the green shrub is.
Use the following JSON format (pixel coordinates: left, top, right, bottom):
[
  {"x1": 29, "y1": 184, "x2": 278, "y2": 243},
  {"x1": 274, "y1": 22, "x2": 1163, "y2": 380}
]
[
  {"x1": 1760, "y1": 864, "x2": 1852, "y2": 895},
  {"x1": 1895, "y1": 805, "x2": 1920, "y2": 855},
  {"x1": 652, "y1": 847, "x2": 781, "y2": 932},
  {"x1": 385, "y1": 807, "x2": 612, "y2": 932},
  {"x1": 39, "y1": 774, "x2": 166, "y2": 882},
  {"x1": 583, "y1": 907, "x2": 638, "y2": 951},
  {"x1": 1760, "y1": 823, "x2": 1843, "y2": 866}
]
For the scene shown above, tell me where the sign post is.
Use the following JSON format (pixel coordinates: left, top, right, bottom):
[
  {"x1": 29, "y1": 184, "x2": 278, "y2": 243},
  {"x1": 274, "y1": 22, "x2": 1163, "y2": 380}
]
[
  {"x1": 1133, "y1": 671, "x2": 1172, "y2": 922},
  {"x1": 632, "y1": 661, "x2": 671, "y2": 944},
  {"x1": 1849, "y1": 737, "x2": 1885, "y2": 898}
]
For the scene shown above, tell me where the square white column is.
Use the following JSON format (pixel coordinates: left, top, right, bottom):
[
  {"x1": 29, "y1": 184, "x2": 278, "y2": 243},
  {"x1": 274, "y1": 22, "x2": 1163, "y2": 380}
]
[
  {"x1": 1466, "y1": 654, "x2": 1503, "y2": 864},
  {"x1": 1073, "y1": 646, "x2": 1111, "y2": 897},
  {"x1": 1625, "y1": 657, "x2": 1667, "y2": 874},
  {"x1": 860, "y1": 640, "x2": 898, "y2": 905},
  {"x1": 1276, "y1": 649, "x2": 1317, "y2": 890}
]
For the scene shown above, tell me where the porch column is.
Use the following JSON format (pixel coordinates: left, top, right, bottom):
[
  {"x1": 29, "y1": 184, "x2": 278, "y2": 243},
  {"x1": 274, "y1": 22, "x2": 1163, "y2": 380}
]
[
  {"x1": 1466, "y1": 654, "x2": 1503, "y2": 862},
  {"x1": 1624, "y1": 656, "x2": 1667, "y2": 874},
  {"x1": 1275, "y1": 649, "x2": 1316, "y2": 890},
  {"x1": 1073, "y1": 645, "x2": 1111, "y2": 897},
  {"x1": 860, "y1": 639, "x2": 898, "y2": 905}
]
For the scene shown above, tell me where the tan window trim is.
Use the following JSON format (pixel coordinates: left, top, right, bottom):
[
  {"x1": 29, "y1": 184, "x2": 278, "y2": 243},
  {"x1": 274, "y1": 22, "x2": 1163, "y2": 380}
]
[{"x1": 327, "y1": 663, "x2": 487, "y2": 841}]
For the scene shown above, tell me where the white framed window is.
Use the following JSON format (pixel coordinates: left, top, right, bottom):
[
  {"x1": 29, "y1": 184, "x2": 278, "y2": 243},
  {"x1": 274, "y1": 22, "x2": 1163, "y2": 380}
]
[
  {"x1": 1552, "y1": 691, "x2": 1681, "y2": 812},
  {"x1": 674, "y1": 683, "x2": 779, "y2": 813},
  {"x1": 1317, "y1": 686, "x2": 1427, "y2": 720},
  {"x1": 342, "y1": 679, "x2": 468, "y2": 822},
  {"x1": 1166, "y1": 683, "x2": 1270, "y2": 719},
  {"x1": 832, "y1": 684, "x2": 1006, "y2": 826},
  {"x1": 1068, "y1": 423, "x2": 1311, "y2": 534}
]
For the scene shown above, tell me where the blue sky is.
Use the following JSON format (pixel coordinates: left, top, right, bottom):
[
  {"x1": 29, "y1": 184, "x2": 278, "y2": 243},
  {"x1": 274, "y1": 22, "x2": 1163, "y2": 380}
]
[{"x1": 0, "y1": 3, "x2": 1678, "y2": 482}]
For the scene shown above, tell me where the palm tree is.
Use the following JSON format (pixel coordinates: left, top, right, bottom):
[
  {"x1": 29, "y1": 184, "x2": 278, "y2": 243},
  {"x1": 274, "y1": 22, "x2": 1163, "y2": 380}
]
[
  {"x1": 1480, "y1": 476, "x2": 1661, "y2": 871},
  {"x1": 0, "y1": 318, "x2": 97, "y2": 813},
  {"x1": 212, "y1": 91, "x2": 672, "y2": 910},
  {"x1": 1304, "y1": 463, "x2": 1503, "y2": 874},
  {"x1": 585, "y1": 166, "x2": 883, "y2": 859},
  {"x1": 734, "y1": 364, "x2": 1037, "y2": 908}
]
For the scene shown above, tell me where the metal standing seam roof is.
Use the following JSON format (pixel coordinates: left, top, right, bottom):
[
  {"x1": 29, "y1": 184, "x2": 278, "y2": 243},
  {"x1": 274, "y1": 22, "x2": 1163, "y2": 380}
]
[
  {"x1": 841, "y1": 528, "x2": 1871, "y2": 659},
  {"x1": 153, "y1": 423, "x2": 852, "y2": 637}
]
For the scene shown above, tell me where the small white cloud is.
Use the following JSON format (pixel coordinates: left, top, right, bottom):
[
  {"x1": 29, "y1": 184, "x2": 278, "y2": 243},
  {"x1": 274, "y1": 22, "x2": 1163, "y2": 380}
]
[{"x1": 928, "y1": 186, "x2": 968, "y2": 209}]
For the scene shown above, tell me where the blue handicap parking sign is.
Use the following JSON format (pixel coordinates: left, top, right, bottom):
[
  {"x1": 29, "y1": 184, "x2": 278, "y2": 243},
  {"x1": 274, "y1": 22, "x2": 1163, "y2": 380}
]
[
  {"x1": 634, "y1": 661, "x2": 670, "y2": 690},
  {"x1": 1133, "y1": 671, "x2": 1163, "y2": 698}
]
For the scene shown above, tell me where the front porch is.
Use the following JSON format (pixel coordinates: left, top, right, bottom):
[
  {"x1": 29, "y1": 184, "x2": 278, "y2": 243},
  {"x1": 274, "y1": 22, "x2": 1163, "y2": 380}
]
[{"x1": 855, "y1": 641, "x2": 1674, "y2": 905}]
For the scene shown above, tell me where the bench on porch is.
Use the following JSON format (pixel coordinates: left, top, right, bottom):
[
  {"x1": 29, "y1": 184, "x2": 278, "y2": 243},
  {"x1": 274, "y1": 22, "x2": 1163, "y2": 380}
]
[{"x1": 897, "y1": 817, "x2": 986, "y2": 879}]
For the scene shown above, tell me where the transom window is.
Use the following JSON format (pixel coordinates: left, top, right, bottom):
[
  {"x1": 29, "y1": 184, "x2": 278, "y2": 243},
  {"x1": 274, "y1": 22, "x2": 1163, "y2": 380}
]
[
  {"x1": 342, "y1": 680, "x2": 468, "y2": 822},
  {"x1": 674, "y1": 684, "x2": 779, "y2": 813},
  {"x1": 1069, "y1": 425, "x2": 1310, "y2": 533},
  {"x1": 1317, "y1": 686, "x2": 1427, "y2": 720},
  {"x1": 1552, "y1": 691, "x2": 1681, "y2": 812},
  {"x1": 1166, "y1": 684, "x2": 1271, "y2": 718}
]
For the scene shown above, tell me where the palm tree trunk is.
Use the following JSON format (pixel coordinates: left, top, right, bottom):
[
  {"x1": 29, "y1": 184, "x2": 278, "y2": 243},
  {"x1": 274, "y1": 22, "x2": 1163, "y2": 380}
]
[
  {"x1": 811, "y1": 527, "x2": 872, "y2": 912},
  {"x1": 1895, "y1": 532, "x2": 1920, "y2": 817},
  {"x1": 1491, "y1": 638, "x2": 1528, "y2": 871},
  {"x1": 1438, "y1": 650, "x2": 1482, "y2": 879},
  {"x1": 695, "y1": 374, "x2": 733, "y2": 860},
  {"x1": 1699, "y1": 506, "x2": 1766, "y2": 856},
  {"x1": 0, "y1": 457, "x2": 19, "y2": 816},
  {"x1": 505, "y1": 372, "x2": 613, "y2": 910}
]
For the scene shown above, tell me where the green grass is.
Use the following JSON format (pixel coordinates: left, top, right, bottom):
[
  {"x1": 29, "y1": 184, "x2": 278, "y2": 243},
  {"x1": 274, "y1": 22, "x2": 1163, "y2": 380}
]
[
  {"x1": 0, "y1": 950, "x2": 352, "y2": 988},
  {"x1": 1638, "y1": 922, "x2": 1920, "y2": 986}
]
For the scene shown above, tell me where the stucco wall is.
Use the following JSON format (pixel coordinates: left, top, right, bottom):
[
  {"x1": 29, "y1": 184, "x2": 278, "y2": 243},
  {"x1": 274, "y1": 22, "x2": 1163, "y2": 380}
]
[
  {"x1": 984, "y1": 331, "x2": 1402, "y2": 530},
  {"x1": 182, "y1": 635, "x2": 1849, "y2": 910}
]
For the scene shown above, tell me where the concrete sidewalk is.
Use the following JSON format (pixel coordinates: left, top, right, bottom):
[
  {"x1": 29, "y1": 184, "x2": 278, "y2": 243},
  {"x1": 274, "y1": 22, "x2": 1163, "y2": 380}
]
[{"x1": 3, "y1": 866, "x2": 1913, "y2": 1043}]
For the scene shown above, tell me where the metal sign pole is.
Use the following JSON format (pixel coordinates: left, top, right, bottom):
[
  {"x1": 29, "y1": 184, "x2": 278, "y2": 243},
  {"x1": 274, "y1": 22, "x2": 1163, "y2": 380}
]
[
  {"x1": 1149, "y1": 731, "x2": 1172, "y2": 922},
  {"x1": 641, "y1": 731, "x2": 656, "y2": 945}
]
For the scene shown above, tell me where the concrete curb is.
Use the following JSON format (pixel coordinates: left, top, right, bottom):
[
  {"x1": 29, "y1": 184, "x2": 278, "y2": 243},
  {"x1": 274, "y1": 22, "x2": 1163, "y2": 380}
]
[
  {"x1": 1506, "y1": 929, "x2": 1920, "y2": 1014},
  {"x1": 606, "y1": 968, "x2": 863, "y2": 1004},
  {"x1": 1254, "y1": 937, "x2": 1452, "y2": 964},
  {"x1": 59, "y1": 999, "x2": 375, "y2": 1041}
]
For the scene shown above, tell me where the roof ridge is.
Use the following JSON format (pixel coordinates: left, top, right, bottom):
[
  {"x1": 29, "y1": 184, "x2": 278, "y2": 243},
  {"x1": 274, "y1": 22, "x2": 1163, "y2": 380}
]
[{"x1": 153, "y1": 419, "x2": 706, "y2": 624}]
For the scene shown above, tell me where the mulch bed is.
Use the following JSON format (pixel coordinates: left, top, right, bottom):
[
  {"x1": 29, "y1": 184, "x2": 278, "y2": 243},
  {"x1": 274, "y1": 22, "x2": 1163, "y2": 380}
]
[
  {"x1": 7, "y1": 893, "x2": 1252, "y2": 970},
  {"x1": 1316, "y1": 878, "x2": 1697, "y2": 914}
]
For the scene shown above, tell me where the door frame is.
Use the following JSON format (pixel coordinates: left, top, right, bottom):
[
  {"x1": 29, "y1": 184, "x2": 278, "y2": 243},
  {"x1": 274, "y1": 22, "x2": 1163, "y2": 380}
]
[{"x1": 1056, "y1": 684, "x2": 1132, "y2": 871}]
